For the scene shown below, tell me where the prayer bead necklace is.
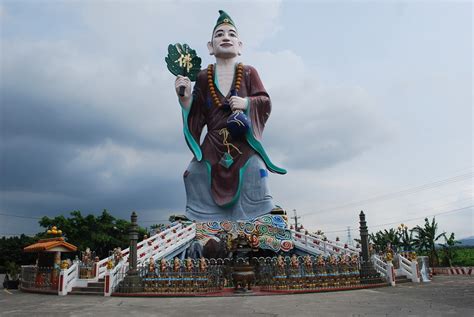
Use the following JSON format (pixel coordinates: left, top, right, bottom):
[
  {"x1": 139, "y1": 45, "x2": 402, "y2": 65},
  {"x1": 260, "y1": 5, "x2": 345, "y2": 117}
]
[{"x1": 207, "y1": 63, "x2": 243, "y2": 107}]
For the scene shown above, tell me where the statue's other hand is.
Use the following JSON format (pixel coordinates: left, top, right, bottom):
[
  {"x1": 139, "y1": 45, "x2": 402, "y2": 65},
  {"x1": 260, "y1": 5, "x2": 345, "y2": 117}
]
[
  {"x1": 230, "y1": 96, "x2": 248, "y2": 111},
  {"x1": 175, "y1": 75, "x2": 192, "y2": 99}
]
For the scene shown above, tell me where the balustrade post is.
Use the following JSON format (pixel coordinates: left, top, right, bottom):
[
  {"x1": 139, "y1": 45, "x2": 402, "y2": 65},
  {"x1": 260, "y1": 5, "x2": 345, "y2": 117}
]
[
  {"x1": 58, "y1": 269, "x2": 66, "y2": 296},
  {"x1": 93, "y1": 256, "x2": 99, "y2": 279},
  {"x1": 411, "y1": 260, "x2": 420, "y2": 283},
  {"x1": 387, "y1": 262, "x2": 396, "y2": 286},
  {"x1": 104, "y1": 269, "x2": 112, "y2": 296}
]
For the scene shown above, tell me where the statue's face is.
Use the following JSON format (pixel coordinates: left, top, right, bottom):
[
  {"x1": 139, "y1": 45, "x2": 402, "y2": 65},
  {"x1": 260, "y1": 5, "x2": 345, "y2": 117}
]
[{"x1": 208, "y1": 24, "x2": 242, "y2": 58}]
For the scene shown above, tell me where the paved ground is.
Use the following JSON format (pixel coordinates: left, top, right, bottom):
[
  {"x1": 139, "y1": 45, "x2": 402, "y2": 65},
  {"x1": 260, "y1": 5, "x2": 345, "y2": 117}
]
[{"x1": 1, "y1": 276, "x2": 473, "y2": 317}]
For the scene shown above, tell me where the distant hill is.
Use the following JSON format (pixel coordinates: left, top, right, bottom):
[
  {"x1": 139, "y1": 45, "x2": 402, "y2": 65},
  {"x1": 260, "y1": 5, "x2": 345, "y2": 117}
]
[{"x1": 458, "y1": 236, "x2": 474, "y2": 246}]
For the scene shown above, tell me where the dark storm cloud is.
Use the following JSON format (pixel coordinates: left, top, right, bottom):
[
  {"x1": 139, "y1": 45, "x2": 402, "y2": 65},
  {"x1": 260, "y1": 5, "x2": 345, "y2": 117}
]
[
  {"x1": 1, "y1": 47, "x2": 182, "y2": 152},
  {"x1": 0, "y1": 37, "x2": 188, "y2": 235}
]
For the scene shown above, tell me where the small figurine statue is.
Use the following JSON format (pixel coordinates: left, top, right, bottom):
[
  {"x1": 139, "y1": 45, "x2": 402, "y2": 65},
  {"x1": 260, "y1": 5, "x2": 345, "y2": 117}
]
[
  {"x1": 60, "y1": 260, "x2": 69, "y2": 270},
  {"x1": 316, "y1": 255, "x2": 327, "y2": 287},
  {"x1": 199, "y1": 257, "x2": 208, "y2": 273},
  {"x1": 113, "y1": 247, "x2": 123, "y2": 265},
  {"x1": 185, "y1": 258, "x2": 194, "y2": 273},
  {"x1": 290, "y1": 255, "x2": 299, "y2": 269},
  {"x1": 148, "y1": 260, "x2": 156, "y2": 276},
  {"x1": 160, "y1": 258, "x2": 168, "y2": 275},
  {"x1": 106, "y1": 258, "x2": 114, "y2": 270},
  {"x1": 329, "y1": 254, "x2": 338, "y2": 266},
  {"x1": 290, "y1": 254, "x2": 300, "y2": 276},
  {"x1": 315, "y1": 255, "x2": 324, "y2": 267},
  {"x1": 303, "y1": 255, "x2": 314, "y2": 276},
  {"x1": 173, "y1": 257, "x2": 181, "y2": 273},
  {"x1": 276, "y1": 255, "x2": 285, "y2": 275},
  {"x1": 350, "y1": 254, "x2": 359, "y2": 265},
  {"x1": 82, "y1": 247, "x2": 92, "y2": 265},
  {"x1": 340, "y1": 254, "x2": 349, "y2": 266}
]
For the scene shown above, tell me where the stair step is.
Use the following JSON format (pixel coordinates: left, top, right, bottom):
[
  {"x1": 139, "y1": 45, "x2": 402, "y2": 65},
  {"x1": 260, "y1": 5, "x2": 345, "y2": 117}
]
[
  {"x1": 87, "y1": 282, "x2": 105, "y2": 288},
  {"x1": 396, "y1": 278, "x2": 412, "y2": 284},
  {"x1": 395, "y1": 275, "x2": 412, "y2": 283},
  {"x1": 69, "y1": 290, "x2": 104, "y2": 296},
  {"x1": 71, "y1": 286, "x2": 103, "y2": 292}
]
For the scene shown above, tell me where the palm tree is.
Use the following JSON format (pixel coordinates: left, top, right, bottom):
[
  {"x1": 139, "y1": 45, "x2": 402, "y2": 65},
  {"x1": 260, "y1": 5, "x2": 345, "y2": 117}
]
[
  {"x1": 369, "y1": 231, "x2": 386, "y2": 253},
  {"x1": 411, "y1": 217, "x2": 445, "y2": 267},
  {"x1": 440, "y1": 232, "x2": 460, "y2": 267},
  {"x1": 397, "y1": 224, "x2": 414, "y2": 251},
  {"x1": 369, "y1": 228, "x2": 401, "y2": 253}
]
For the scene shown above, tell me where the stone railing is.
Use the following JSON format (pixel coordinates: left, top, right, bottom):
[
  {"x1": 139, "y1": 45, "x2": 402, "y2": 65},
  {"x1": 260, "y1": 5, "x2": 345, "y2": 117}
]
[
  {"x1": 292, "y1": 230, "x2": 360, "y2": 256},
  {"x1": 103, "y1": 222, "x2": 197, "y2": 296},
  {"x1": 371, "y1": 254, "x2": 395, "y2": 286},
  {"x1": 58, "y1": 261, "x2": 79, "y2": 295},
  {"x1": 397, "y1": 253, "x2": 420, "y2": 283},
  {"x1": 95, "y1": 221, "x2": 185, "y2": 280}
]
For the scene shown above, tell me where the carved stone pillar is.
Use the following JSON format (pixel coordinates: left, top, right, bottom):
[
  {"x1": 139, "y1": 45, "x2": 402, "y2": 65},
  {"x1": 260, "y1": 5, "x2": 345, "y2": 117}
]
[
  {"x1": 120, "y1": 211, "x2": 143, "y2": 293},
  {"x1": 359, "y1": 210, "x2": 373, "y2": 281},
  {"x1": 128, "y1": 211, "x2": 139, "y2": 276}
]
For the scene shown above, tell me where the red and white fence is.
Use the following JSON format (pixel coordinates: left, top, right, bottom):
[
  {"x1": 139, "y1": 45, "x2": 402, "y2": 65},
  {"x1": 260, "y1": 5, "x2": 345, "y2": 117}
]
[{"x1": 431, "y1": 267, "x2": 473, "y2": 276}]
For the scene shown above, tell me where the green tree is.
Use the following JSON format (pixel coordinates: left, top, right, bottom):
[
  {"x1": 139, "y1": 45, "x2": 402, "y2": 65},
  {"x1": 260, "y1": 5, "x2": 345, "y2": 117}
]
[
  {"x1": 411, "y1": 217, "x2": 445, "y2": 267},
  {"x1": 150, "y1": 223, "x2": 168, "y2": 234},
  {"x1": 440, "y1": 232, "x2": 460, "y2": 267},
  {"x1": 39, "y1": 210, "x2": 147, "y2": 258},
  {"x1": 397, "y1": 224, "x2": 414, "y2": 251},
  {"x1": 0, "y1": 235, "x2": 37, "y2": 272},
  {"x1": 369, "y1": 228, "x2": 401, "y2": 253}
]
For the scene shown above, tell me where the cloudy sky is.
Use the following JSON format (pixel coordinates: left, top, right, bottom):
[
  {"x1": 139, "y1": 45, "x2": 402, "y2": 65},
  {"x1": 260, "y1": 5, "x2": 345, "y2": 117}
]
[{"x1": 1, "y1": 1, "x2": 472, "y2": 241}]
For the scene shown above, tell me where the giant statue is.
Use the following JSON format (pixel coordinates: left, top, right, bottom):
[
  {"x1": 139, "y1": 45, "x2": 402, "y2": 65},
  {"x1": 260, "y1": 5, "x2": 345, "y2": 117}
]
[{"x1": 173, "y1": 10, "x2": 286, "y2": 221}]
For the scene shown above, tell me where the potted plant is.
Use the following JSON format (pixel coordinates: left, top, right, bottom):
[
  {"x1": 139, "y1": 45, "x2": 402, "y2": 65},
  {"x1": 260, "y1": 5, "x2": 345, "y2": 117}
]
[{"x1": 3, "y1": 261, "x2": 20, "y2": 289}]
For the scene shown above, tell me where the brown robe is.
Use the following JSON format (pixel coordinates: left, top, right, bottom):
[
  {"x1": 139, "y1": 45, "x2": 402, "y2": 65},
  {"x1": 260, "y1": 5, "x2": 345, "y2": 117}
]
[{"x1": 183, "y1": 64, "x2": 285, "y2": 207}]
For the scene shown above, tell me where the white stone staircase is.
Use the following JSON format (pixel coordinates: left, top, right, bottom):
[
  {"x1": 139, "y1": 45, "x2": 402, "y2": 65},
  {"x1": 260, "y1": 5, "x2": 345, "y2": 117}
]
[
  {"x1": 371, "y1": 253, "x2": 421, "y2": 286},
  {"x1": 63, "y1": 221, "x2": 196, "y2": 296}
]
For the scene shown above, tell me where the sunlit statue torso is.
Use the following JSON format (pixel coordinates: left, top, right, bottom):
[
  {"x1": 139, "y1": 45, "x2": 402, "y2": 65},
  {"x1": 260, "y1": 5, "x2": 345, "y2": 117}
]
[{"x1": 175, "y1": 10, "x2": 286, "y2": 221}]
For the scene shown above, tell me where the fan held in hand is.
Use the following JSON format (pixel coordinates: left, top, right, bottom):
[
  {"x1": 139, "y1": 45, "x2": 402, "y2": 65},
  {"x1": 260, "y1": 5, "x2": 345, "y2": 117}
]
[{"x1": 165, "y1": 43, "x2": 202, "y2": 96}]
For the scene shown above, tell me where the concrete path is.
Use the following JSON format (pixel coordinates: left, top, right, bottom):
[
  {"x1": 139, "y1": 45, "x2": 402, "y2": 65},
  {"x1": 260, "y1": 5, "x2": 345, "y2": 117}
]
[{"x1": 1, "y1": 276, "x2": 473, "y2": 316}]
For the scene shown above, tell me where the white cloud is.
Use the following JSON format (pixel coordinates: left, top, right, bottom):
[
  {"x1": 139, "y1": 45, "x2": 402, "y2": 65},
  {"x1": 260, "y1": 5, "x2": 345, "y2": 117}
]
[{"x1": 245, "y1": 50, "x2": 392, "y2": 170}]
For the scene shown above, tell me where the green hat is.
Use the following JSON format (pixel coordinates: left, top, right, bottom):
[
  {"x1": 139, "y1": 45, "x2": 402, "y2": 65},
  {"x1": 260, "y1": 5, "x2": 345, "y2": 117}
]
[{"x1": 213, "y1": 10, "x2": 236, "y2": 32}]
